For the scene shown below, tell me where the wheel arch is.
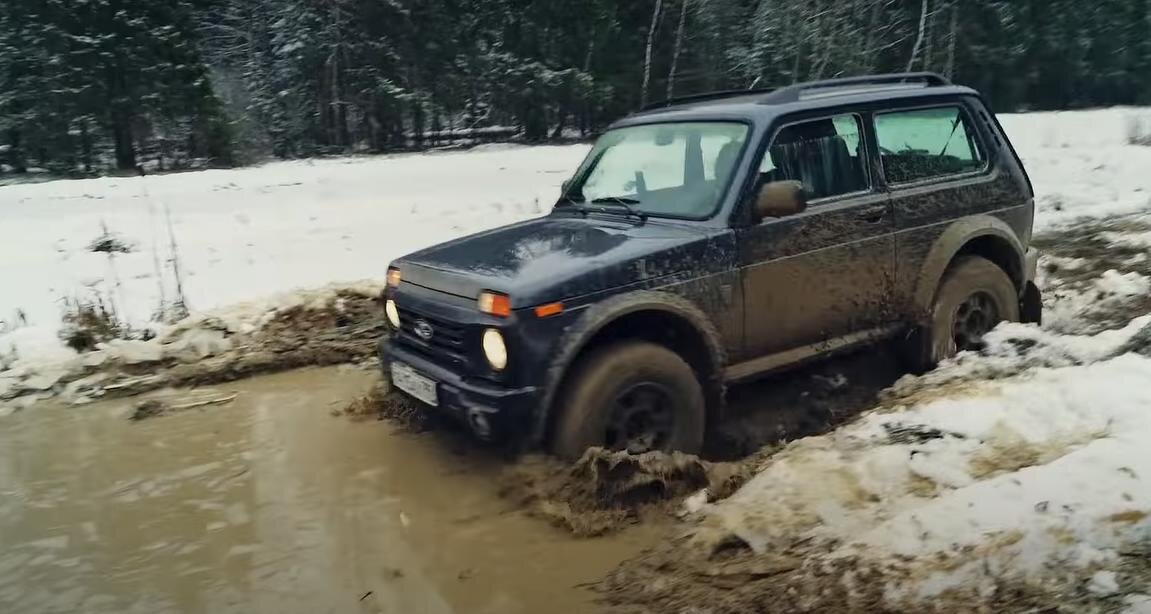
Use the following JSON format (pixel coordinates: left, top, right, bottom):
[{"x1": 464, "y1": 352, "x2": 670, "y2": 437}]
[
  {"x1": 911, "y1": 216, "x2": 1026, "y2": 322},
  {"x1": 529, "y1": 291, "x2": 727, "y2": 447}
]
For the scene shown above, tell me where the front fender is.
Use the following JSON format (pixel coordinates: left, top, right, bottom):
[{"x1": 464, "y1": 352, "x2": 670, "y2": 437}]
[{"x1": 528, "y1": 290, "x2": 727, "y2": 446}]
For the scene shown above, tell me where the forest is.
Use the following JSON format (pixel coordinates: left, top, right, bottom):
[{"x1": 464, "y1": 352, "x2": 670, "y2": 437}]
[{"x1": 2, "y1": 0, "x2": 1150, "y2": 175}]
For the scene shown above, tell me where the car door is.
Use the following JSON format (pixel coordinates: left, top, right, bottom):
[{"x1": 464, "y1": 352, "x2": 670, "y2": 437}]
[{"x1": 736, "y1": 112, "x2": 897, "y2": 360}]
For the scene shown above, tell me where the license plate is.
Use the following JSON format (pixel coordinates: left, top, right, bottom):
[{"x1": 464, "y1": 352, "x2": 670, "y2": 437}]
[{"x1": 391, "y1": 362, "x2": 438, "y2": 406}]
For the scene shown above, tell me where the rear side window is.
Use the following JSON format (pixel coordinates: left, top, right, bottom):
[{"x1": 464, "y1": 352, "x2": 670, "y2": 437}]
[
  {"x1": 758, "y1": 114, "x2": 869, "y2": 201},
  {"x1": 874, "y1": 106, "x2": 985, "y2": 184}
]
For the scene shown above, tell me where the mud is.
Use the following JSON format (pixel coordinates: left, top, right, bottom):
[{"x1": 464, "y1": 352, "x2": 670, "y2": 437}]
[
  {"x1": 706, "y1": 345, "x2": 905, "y2": 461},
  {"x1": 1034, "y1": 213, "x2": 1151, "y2": 333},
  {"x1": 340, "y1": 382, "x2": 438, "y2": 430},
  {"x1": 0, "y1": 367, "x2": 660, "y2": 614},
  {"x1": 498, "y1": 449, "x2": 760, "y2": 537},
  {"x1": 599, "y1": 535, "x2": 1139, "y2": 613}
]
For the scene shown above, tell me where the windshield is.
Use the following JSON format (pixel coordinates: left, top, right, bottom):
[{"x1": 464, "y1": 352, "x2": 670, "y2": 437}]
[{"x1": 565, "y1": 121, "x2": 749, "y2": 218}]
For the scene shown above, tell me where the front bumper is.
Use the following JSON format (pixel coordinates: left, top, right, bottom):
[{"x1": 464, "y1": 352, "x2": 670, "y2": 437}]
[{"x1": 378, "y1": 337, "x2": 541, "y2": 442}]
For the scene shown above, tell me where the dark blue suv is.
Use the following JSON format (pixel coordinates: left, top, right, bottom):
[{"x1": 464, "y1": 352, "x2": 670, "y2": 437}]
[{"x1": 379, "y1": 73, "x2": 1041, "y2": 459}]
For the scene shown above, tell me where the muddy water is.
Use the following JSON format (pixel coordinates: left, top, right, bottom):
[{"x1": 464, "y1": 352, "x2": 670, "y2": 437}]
[{"x1": 0, "y1": 367, "x2": 657, "y2": 614}]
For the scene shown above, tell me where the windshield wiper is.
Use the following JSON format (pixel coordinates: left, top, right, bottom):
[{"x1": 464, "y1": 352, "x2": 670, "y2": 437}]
[
  {"x1": 590, "y1": 196, "x2": 648, "y2": 221},
  {"x1": 556, "y1": 194, "x2": 594, "y2": 218}
]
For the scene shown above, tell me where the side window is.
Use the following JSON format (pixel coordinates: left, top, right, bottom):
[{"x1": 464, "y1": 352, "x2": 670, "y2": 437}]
[
  {"x1": 874, "y1": 106, "x2": 986, "y2": 184},
  {"x1": 757, "y1": 114, "x2": 868, "y2": 201}
]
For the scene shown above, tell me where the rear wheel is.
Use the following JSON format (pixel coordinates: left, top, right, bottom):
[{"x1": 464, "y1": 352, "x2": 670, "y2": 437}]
[
  {"x1": 552, "y1": 341, "x2": 705, "y2": 461},
  {"x1": 903, "y1": 256, "x2": 1019, "y2": 372}
]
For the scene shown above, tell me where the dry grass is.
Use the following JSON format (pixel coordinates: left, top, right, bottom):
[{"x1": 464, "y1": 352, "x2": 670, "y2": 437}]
[
  {"x1": 58, "y1": 294, "x2": 135, "y2": 352},
  {"x1": 1107, "y1": 510, "x2": 1149, "y2": 524}
]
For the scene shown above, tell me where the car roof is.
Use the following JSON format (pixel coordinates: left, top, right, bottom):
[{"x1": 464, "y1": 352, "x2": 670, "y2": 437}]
[{"x1": 612, "y1": 72, "x2": 980, "y2": 128}]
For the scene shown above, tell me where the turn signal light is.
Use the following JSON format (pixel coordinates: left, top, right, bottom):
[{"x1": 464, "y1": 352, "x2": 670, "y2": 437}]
[
  {"x1": 386, "y1": 267, "x2": 402, "y2": 287},
  {"x1": 478, "y1": 291, "x2": 512, "y2": 317},
  {"x1": 534, "y1": 302, "x2": 563, "y2": 318}
]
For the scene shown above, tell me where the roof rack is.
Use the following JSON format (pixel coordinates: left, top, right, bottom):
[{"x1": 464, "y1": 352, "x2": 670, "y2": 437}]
[
  {"x1": 641, "y1": 72, "x2": 951, "y2": 111},
  {"x1": 761, "y1": 72, "x2": 950, "y2": 104}
]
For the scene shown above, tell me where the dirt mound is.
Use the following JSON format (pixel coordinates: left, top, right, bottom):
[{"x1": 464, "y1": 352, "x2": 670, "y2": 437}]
[
  {"x1": 500, "y1": 449, "x2": 758, "y2": 537},
  {"x1": 2, "y1": 288, "x2": 385, "y2": 411}
]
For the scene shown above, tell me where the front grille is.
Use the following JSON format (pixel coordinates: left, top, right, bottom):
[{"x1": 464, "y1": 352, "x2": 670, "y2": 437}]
[{"x1": 396, "y1": 306, "x2": 467, "y2": 367}]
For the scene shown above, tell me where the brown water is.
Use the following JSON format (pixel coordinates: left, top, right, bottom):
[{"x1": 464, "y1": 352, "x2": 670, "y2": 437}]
[{"x1": 0, "y1": 367, "x2": 657, "y2": 613}]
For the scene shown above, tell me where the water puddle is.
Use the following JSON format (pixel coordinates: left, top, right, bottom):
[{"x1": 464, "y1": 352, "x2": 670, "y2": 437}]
[{"x1": 0, "y1": 367, "x2": 657, "y2": 613}]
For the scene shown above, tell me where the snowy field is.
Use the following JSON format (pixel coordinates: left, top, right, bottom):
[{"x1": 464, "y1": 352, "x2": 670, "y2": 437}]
[{"x1": 0, "y1": 144, "x2": 587, "y2": 343}]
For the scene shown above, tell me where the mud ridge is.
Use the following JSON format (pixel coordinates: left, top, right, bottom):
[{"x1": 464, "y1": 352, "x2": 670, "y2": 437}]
[
  {"x1": 498, "y1": 449, "x2": 763, "y2": 538},
  {"x1": 599, "y1": 530, "x2": 1148, "y2": 613},
  {"x1": 3, "y1": 289, "x2": 384, "y2": 410}
]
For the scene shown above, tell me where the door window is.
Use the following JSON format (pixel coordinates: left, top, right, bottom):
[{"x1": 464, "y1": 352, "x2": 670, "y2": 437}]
[
  {"x1": 874, "y1": 106, "x2": 986, "y2": 184},
  {"x1": 758, "y1": 114, "x2": 869, "y2": 201}
]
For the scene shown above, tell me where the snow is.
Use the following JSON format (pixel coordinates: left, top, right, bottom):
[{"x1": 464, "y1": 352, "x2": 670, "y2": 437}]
[
  {"x1": 703, "y1": 315, "x2": 1151, "y2": 600},
  {"x1": 999, "y1": 108, "x2": 1151, "y2": 231},
  {"x1": 1044, "y1": 269, "x2": 1151, "y2": 333},
  {"x1": 0, "y1": 145, "x2": 589, "y2": 359}
]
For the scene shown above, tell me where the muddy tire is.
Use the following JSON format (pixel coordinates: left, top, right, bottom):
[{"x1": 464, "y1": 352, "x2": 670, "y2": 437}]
[
  {"x1": 551, "y1": 341, "x2": 705, "y2": 461},
  {"x1": 902, "y1": 256, "x2": 1020, "y2": 373}
]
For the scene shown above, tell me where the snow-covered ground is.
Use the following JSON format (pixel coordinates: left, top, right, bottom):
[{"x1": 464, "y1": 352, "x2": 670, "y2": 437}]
[
  {"x1": 0, "y1": 144, "x2": 588, "y2": 355},
  {"x1": 701, "y1": 318, "x2": 1151, "y2": 603}
]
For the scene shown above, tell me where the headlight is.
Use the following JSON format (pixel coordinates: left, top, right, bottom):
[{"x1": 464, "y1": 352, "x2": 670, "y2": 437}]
[
  {"x1": 482, "y1": 328, "x2": 508, "y2": 370},
  {"x1": 385, "y1": 299, "x2": 401, "y2": 329}
]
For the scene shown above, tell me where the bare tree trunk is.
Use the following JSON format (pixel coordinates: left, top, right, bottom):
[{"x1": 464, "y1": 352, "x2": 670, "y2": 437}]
[
  {"x1": 861, "y1": 0, "x2": 883, "y2": 73},
  {"x1": 923, "y1": 0, "x2": 936, "y2": 71},
  {"x1": 812, "y1": 6, "x2": 843, "y2": 80},
  {"x1": 906, "y1": 0, "x2": 929, "y2": 72},
  {"x1": 641, "y1": 0, "x2": 664, "y2": 107},
  {"x1": 945, "y1": 0, "x2": 959, "y2": 78},
  {"x1": 584, "y1": 26, "x2": 597, "y2": 72},
  {"x1": 666, "y1": 0, "x2": 690, "y2": 99}
]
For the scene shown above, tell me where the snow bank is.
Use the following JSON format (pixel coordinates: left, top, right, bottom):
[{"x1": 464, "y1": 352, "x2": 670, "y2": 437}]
[
  {"x1": 0, "y1": 281, "x2": 383, "y2": 411},
  {"x1": 702, "y1": 314, "x2": 1151, "y2": 601}
]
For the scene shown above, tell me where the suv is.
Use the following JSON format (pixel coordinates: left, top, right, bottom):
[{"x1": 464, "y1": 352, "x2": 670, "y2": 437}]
[{"x1": 379, "y1": 73, "x2": 1041, "y2": 459}]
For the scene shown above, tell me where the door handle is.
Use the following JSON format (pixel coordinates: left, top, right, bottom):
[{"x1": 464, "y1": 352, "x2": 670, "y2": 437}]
[{"x1": 855, "y1": 205, "x2": 888, "y2": 223}]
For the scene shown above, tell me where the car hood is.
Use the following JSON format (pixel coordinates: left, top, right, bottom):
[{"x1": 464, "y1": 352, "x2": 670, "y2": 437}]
[{"x1": 395, "y1": 213, "x2": 722, "y2": 308}]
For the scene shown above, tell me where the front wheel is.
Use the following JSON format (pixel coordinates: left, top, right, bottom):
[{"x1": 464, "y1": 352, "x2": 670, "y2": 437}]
[
  {"x1": 902, "y1": 255, "x2": 1020, "y2": 373},
  {"x1": 551, "y1": 341, "x2": 705, "y2": 461}
]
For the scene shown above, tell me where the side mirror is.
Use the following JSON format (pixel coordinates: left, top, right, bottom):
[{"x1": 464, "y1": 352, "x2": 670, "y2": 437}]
[{"x1": 754, "y1": 180, "x2": 808, "y2": 221}]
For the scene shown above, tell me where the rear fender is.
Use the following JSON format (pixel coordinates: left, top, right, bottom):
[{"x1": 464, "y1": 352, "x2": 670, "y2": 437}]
[{"x1": 911, "y1": 216, "x2": 1026, "y2": 322}]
